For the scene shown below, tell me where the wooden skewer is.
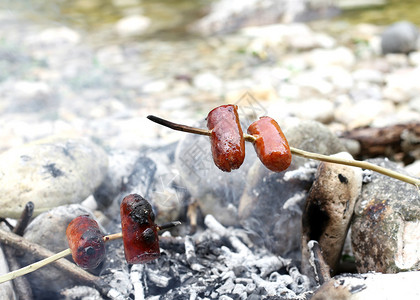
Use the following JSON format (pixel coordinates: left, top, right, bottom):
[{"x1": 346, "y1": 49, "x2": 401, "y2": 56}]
[{"x1": 147, "y1": 115, "x2": 420, "y2": 189}]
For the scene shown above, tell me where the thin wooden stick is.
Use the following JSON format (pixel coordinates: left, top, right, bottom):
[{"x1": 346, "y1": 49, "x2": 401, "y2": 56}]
[
  {"x1": 157, "y1": 221, "x2": 182, "y2": 231},
  {"x1": 147, "y1": 115, "x2": 420, "y2": 189},
  {"x1": 0, "y1": 248, "x2": 72, "y2": 283},
  {"x1": 290, "y1": 147, "x2": 420, "y2": 188},
  {"x1": 147, "y1": 115, "x2": 211, "y2": 137},
  {"x1": 103, "y1": 232, "x2": 122, "y2": 242}
]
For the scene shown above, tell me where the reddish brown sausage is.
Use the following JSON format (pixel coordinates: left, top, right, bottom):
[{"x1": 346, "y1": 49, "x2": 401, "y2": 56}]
[
  {"x1": 207, "y1": 104, "x2": 245, "y2": 172},
  {"x1": 66, "y1": 215, "x2": 106, "y2": 269},
  {"x1": 247, "y1": 116, "x2": 292, "y2": 172},
  {"x1": 120, "y1": 194, "x2": 160, "y2": 264}
]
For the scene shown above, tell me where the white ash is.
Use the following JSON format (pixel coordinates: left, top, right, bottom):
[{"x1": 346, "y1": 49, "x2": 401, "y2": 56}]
[
  {"x1": 362, "y1": 169, "x2": 373, "y2": 183},
  {"x1": 282, "y1": 192, "x2": 306, "y2": 213},
  {"x1": 61, "y1": 286, "x2": 102, "y2": 300},
  {"x1": 283, "y1": 162, "x2": 318, "y2": 182},
  {"x1": 112, "y1": 214, "x2": 312, "y2": 299}
]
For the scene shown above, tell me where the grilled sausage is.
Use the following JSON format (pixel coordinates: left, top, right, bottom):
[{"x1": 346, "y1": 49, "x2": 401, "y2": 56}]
[
  {"x1": 207, "y1": 104, "x2": 245, "y2": 172},
  {"x1": 120, "y1": 194, "x2": 160, "y2": 264},
  {"x1": 247, "y1": 116, "x2": 292, "y2": 172},
  {"x1": 66, "y1": 215, "x2": 106, "y2": 269}
]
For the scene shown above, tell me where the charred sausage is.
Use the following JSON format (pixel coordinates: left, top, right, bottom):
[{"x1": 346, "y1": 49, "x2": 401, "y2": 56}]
[
  {"x1": 66, "y1": 215, "x2": 106, "y2": 269},
  {"x1": 120, "y1": 194, "x2": 160, "y2": 264}
]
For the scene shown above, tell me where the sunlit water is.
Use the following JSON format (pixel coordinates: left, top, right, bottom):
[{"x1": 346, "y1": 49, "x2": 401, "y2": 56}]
[
  {"x1": 2, "y1": 0, "x2": 420, "y2": 45},
  {"x1": 0, "y1": 0, "x2": 212, "y2": 43},
  {"x1": 339, "y1": 0, "x2": 420, "y2": 26}
]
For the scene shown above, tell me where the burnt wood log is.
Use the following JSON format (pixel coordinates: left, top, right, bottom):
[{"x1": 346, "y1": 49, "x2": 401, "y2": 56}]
[{"x1": 340, "y1": 123, "x2": 420, "y2": 162}]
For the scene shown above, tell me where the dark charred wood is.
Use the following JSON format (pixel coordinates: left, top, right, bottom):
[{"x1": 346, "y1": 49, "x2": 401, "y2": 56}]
[{"x1": 340, "y1": 123, "x2": 420, "y2": 163}]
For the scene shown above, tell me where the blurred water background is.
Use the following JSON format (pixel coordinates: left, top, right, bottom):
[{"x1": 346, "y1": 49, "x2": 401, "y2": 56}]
[{"x1": 1, "y1": 0, "x2": 420, "y2": 44}]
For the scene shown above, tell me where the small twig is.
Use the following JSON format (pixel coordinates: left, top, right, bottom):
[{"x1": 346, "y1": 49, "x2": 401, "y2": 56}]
[
  {"x1": 147, "y1": 115, "x2": 211, "y2": 137},
  {"x1": 308, "y1": 240, "x2": 331, "y2": 285},
  {"x1": 157, "y1": 221, "x2": 182, "y2": 231},
  {"x1": 3, "y1": 202, "x2": 35, "y2": 300},
  {"x1": 0, "y1": 248, "x2": 72, "y2": 283},
  {"x1": 13, "y1": 201, "x2": 34, "y2": 236},
  {"x1": 290, "y1": 147, "x2": 420, "y2": 188},
  {"x1": 147, "y1": 115, "x2": 420, "y2": 189},
  {"x1": 0, "y1": 218, "x2": 14, "y2": 231},
  {"x1": 103, "y1": 232, "x2": 122, "y2": 242}
]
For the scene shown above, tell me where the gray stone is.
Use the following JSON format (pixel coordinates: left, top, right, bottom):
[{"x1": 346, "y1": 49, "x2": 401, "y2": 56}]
[
  {"x1": 383, "y1": 68, "x2": 420, "y2": 104},
  {"x1": 409, "y1": 97, "x2": 420, "y2": 113},
  {"x1": 284, "y1": 120, "x2": 347, "y2": 167},
  {"x1": 351, "y1": 158, "x2": 420, "y2": 273},
  {"x1": 24, "y1": 26, "x2": 81, "y2": 46},
  {"x1": 312, "y1": 271, "x2": 420, "y2": 300},
  {"x1": 352, "y1": 68, "x2": 384, "y2": 84},
  {"x1": 408, "y1": 51, "x2": 420, "y2": 66},
  {"x1": 301, "y1": 152, "x2": 362, "y2": 276},
  {"x1": 0, "y1": 137, "x2": 108, "y2": 218},
  {"x1": 292, "y1": 72, "x2": 334, "y2": 95},
  {"x1": 289, "y1": 98, "x2": 334, "y2": 123},
  {"x1": 405, "y1": 160, "x2": 420, "y2": 178},
  {"x1": 349, "y1": 81, "x2": 383, "y2": 102},
  {"x1": 306, "y1": 47, "x2": 355, "y2": 68},
  {"x1": 381, "y1": 21, "x2": 419, "y2": 54},
  {"x1": 192, "y1": 72, "x2": 223, "y2": 93},
  {"x1": 115, "y1": 15, "x2": 151, "y2": 37},
  {"x1": 94, "y1": 149, "x2": 140, "y2": 209},
  {"x1": 334, "y1": 99, "x2": 395, "y2": 129}
]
